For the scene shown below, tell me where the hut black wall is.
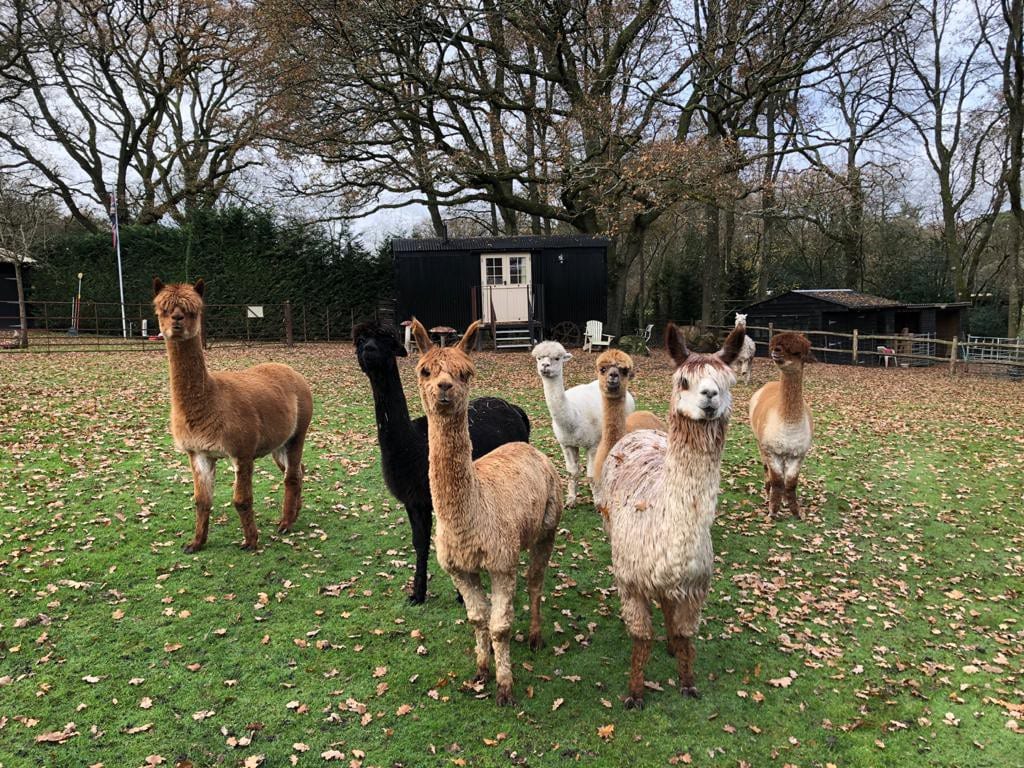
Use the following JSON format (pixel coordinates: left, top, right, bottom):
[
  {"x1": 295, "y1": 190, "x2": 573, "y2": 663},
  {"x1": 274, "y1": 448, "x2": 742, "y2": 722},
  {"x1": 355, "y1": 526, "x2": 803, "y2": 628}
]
[
  {"x1": 536, "y1": 245, "x2": 606, "y2": 330},
  {"x1": 394, "y1": 251, "x2": 479, "y2": 330}
]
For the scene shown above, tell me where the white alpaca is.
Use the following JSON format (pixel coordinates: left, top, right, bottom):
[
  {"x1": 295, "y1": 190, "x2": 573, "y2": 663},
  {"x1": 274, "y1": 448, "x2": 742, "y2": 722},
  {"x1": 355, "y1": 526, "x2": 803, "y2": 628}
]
[
  {"x1": 730, "y1": 313, "x2": 757, "y2": 384},
  {"x1": 599, "y1": 323, "x2": 745, "y2": 708},
  {"x1": 531, "y1": 341, "x2": 635, "y2": 506}
]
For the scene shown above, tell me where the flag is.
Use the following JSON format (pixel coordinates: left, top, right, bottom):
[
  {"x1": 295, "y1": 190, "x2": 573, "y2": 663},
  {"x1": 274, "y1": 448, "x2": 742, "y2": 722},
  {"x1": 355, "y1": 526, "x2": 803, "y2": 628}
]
[{"x1": 109, "y1": 191, "x2": 119, "y2": 254}]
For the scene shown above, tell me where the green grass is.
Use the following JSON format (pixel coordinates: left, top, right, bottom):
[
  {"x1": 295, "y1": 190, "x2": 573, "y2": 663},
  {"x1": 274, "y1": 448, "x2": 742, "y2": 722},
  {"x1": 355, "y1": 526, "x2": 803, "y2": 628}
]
[{"x1": 1, "y1": 346, "x2": 1022, "y2": 768}]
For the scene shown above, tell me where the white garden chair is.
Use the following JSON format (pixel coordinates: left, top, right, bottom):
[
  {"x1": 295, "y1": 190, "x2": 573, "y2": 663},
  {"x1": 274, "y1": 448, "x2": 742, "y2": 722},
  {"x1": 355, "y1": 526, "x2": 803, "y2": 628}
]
[
  {"x1": 636, "y1": 323, "x2": 653, "y2": 343},
  {"x1": 877, "y1": 345, "x2": 897, "y2": 368},
  {"x1": 583, "y1": 320, "x2": 614, "y2": 352}
]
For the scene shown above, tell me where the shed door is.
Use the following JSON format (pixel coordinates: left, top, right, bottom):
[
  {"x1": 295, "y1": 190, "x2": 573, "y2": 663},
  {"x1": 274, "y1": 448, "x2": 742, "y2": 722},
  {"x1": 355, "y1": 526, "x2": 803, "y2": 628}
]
[{"x1": 481, "y1": 253, "x2": 531, "y2": 323}]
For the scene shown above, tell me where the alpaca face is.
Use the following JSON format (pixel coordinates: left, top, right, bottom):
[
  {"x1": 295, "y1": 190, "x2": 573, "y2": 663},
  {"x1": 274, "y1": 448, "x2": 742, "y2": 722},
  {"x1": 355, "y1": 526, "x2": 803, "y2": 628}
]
[
  {"x1": 531, "y1": 341, "x2": 571, "y2": 380},
  {"x1": 595, "y1": 349, "x2": 634, "y2": 400},
  {"x1": 735, "y1": 313, "x2": 747, "y2": 327},
  {"x1": 769, "y1": 332, "x2": 814, "y2": 370},
  {"x1": 354, "y1": 322, "x2": 406, "y2": 373},
  {"x1": 671, "y1": 361, "x2": 736, "y2": 421},
  {"x1": 153, "y1": 278, "x2": 204, "y2": 341},
  {"x1": 411, "y1": 319, "x2": 480, "y2": 416}
]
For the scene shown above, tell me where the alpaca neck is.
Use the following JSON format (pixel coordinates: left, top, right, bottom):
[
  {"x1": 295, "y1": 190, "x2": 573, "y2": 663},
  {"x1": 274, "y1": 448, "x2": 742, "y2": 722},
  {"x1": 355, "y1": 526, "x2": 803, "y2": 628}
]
[
  {"x1": 427, "y1": 408, "x2": 482, "y2": 530},
  {"x1": 165, "y1": 334, "x2": 214, "y2": 412},
  {"x1": 778, "y1": 367, "x2": 805, "y2": 422},
  {"x1": 600, "y1": 392, "x2": 628, "y2": 455},
  {"x1": 366, "y1": 362, "x2": 416, "y2": 445},
  {"x1": 540, "y1": 374, "x2": 574, "y2": 424},
  {"x1": 663, "y1": 415, "x2": 728, "y2": 523}
]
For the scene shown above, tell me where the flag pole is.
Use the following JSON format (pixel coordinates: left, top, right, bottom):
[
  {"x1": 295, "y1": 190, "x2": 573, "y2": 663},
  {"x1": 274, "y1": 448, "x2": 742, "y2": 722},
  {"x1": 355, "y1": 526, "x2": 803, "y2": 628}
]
[{"x1": 110, "y1": 192, "x2": 127, "y2": 338}]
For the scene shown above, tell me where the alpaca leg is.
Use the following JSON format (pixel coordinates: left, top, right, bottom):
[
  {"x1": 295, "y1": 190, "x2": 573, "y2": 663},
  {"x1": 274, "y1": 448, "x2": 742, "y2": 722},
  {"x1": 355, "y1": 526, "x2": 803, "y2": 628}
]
[
  {"x1": 561, "y1": 445, "x2": 580, "y2": 507},
  {"x1": 784, "y1": 461, "x2": 802, "y2": 518},
  {"x1": 184, "y1": 452, "x2": 216, "y2": 553},
  {"x1": 407, "y1": 505, "x2": 431, "y2": 605},
  {"x1": 449, "y1": 570, "x2": 492, "y2": 682},
  {"x1": 766, "y1": 459, "x2": 784, "y2": 518},
  {"x1": 277, "y1": 433, "x2": 306, "y2": 532},
  {"x1": 620, "y1": 588, "x2": 653, "y2": 709},
  {"x1": 584, "y1": 445, "x2": 598, "y2": 482},
  {"x1": 488, "y1": 571, "x2": 517, "y2": 706},
  {"x1": 232, "y1": 458, "x2": 259, "y2": 550},
  {"x1": 526, "y1": 524, "x2": 557, "y2": 651},
  {"x1": 666, "y1": 598, "x2": 701, "y2": 698}
]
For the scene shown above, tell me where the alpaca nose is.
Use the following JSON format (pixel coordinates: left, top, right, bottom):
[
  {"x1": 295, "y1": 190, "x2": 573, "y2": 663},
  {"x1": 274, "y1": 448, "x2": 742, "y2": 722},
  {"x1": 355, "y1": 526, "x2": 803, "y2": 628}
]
[
  {"x1": 700, "y1": 387, "x2": 717, "y2": 400},
  {"x1": 438, "y1": 381, "x2": 453, "y2": 393}
]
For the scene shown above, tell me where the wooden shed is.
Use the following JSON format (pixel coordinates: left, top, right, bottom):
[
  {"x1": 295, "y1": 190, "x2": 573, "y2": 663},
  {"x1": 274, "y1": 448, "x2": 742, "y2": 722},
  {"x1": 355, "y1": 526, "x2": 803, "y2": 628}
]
[
  {"x1": 740, "y1": 289, "x2": 969, "y2": 365},
  {"x1": 392, "y1": 235, "x2": 608, "y2": 348}
]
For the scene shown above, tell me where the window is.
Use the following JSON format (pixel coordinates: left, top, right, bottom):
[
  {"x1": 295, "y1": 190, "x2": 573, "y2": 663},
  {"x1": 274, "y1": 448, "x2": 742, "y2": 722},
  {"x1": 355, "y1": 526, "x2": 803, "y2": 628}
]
[
  {"x1": 509, "y1": 256, "x2": 524, "y2": 284},
  {"x1": 485, "y1": 256, "x2": 504, "y2": 285}
]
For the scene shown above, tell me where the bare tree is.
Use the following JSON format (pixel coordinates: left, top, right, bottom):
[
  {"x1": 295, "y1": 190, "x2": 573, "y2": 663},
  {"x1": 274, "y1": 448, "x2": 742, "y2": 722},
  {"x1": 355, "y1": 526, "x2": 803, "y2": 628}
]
[
  {"x1": 0, "y1": 178, "x2": 58, "y2": 348},
  {"x1": 0, "y1": 0, "x2": 275, "y2": 230},
  {"x1": 893, "y1": 0, "x2": 1007, "y2": 301}
]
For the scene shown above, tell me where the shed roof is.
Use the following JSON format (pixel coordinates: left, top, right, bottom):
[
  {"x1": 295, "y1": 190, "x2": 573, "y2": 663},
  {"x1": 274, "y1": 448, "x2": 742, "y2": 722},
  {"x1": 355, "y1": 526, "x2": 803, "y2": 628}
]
[
  {"x1": 791, "y1": 289, "x2": 903, "y2": 309},
  {"x1": 0, "y1": 247, "x2": 37, "y2": 265},
  {"x1": 393, "y1": 235, "x2": 610, "y2": 253}
]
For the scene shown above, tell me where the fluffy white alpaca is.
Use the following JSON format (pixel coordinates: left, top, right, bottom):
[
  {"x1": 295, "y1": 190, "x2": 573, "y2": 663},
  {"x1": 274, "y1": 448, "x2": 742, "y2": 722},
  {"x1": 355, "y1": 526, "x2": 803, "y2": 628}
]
[
  {"x1": 730, "y1": 313, "x2": 757, "y2": 385},
  {"x1": 531, "y1": 341, "x2": 635, "y2": 506}
]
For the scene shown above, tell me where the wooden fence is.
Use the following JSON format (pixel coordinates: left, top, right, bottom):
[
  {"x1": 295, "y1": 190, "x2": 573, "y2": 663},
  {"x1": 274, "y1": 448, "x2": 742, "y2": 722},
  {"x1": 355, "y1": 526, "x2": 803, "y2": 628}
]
[
  {"x1": 711, "y1": 324, "x2": 1024, "y2": 378},
  {"x1": 0, "y1": 299, "x2": 387, "y2": 353}
]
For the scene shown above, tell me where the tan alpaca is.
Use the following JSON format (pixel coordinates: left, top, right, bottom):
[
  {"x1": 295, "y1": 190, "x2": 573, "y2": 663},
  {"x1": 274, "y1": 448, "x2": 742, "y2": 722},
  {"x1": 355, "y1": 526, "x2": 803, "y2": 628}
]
[
  {"x1": 410, "y1": 319, "x2": 562, "y2": 706},
  {"x1": 591, "y1": 349, "x2": 666, "y2": 487},
  {"x1": 600, "y1": 323, "x2": 746, "y2": 708},
  {"x1": 153, "y1": 279, "x2": 313, "y2": 552},
  {"x1": 749, "y1": 332, "x2": 814, "y2": 518}
]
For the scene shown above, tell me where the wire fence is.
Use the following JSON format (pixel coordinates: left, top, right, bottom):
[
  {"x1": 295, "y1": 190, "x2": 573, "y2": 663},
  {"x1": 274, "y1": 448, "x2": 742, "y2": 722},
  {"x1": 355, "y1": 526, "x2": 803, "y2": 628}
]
[
  {"x1": 711, "y1": 323, "x2": 1024, "y2": 379},
  {"x1": 0, "y1": 299, "x2": 387, "y2": 353}
]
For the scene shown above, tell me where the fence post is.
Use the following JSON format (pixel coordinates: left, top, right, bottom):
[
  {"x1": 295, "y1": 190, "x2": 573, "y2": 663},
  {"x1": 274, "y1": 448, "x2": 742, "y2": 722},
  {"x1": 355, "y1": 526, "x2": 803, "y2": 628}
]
[
  {"x1": 768, "y1": 322, "x2": 774, "y2": 341},
  {"x1": 326, "y1": 307, "x2": 331, "y2": 342},
  {"x1": 852, "y1": 328, "x2": 858, "y2": 364},
  {"x1": 302, "y1": 304, "x2": 308, "y2": 343},
  {"x1": 949, "y1": 335, "x2": 958, "y2": 375},
  {"x1": 284, "y1": 301, "x2": 294, "y2": 348}
]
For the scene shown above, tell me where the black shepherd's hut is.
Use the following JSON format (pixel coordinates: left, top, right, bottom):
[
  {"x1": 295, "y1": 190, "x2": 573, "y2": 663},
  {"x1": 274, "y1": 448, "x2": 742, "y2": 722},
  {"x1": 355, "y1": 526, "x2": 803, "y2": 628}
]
[
  {"x1": 0, "y1": 249, "x2": 32, "y2": 331},
  {"x1": 392, "y1": 235, "x2": 608, "y2": 348}
]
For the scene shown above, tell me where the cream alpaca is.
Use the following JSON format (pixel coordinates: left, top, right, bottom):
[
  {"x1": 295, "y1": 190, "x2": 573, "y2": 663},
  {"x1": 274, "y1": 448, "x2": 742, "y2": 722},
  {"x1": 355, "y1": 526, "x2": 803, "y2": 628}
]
[
  {"x1": 730, "y1": 313, "x2": 757, "y2": 384},
  {"x1": 591, "y1": 348, "x2": 665, "y2": 488},
  {"x1": 749, "y1": 332, "x2": 814, "y2": 518},
  {"x1": 412, "y1": 319, "x2": 562, "y2": 706},
  {"x1": 531, "y1": 340, "x2": 635, "y2": 505},
  {"x1": 153, "y1": 279, "x2": 313, "y2": 552},
  {"x1": 600, "y1": 323, "x2": 745, "y2": 708}
]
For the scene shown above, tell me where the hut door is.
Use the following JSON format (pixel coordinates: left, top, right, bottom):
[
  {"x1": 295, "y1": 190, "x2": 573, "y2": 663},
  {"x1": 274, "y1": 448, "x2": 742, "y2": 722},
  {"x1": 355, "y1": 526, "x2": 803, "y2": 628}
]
[{"x1": 481, "y1": 253, "x2": 531, "y2": 323}]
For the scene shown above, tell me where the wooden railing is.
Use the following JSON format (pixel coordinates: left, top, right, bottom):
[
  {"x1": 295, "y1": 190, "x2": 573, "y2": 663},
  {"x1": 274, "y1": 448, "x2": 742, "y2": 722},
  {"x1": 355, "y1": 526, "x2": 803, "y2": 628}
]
[{"x1": 710, "y1": 324, "x2": 1024, "y2": 376}]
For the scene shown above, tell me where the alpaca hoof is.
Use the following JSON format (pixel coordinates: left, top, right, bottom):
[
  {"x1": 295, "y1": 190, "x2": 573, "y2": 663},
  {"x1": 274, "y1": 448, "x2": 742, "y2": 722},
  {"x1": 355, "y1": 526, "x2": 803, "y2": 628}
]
[
  {"x1": 495, "y1": 685, "x2": 515, "y2": 707},
  {"x1": 407, "y1": 592, "x2": 426, "y2": 606},
  {"x1": 182, "y1": 542, "x2": 203, "y2": 554},
  {"x1": 528, "y1": 633, "x2": 544, "y2": 652},
  {"x1": 680, "y1": 686, "x2": 700, "y2": 699},
  {"x1": 623, "y1": 695, "x2": 645, "y2": 710},
  {"x1": 565, "y1": 496, "x2": 577, "y2": 509},
  {"x1": 472, "y1": 670, "x2": 490, "y2": 685},
  {"x1": 239, "y1": 541, "x2": 258, "y2": 551},
  {"x1": 276, "y1": 520, "x2": 292, "y2": 534}
]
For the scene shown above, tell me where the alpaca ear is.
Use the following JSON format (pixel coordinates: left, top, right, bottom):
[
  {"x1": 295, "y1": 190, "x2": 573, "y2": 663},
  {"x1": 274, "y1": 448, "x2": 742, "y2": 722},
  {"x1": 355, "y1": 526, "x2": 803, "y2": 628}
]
[
  {"x1": 457, "y1": 320, "x2": 483, "y2": 353},
  {"x1": 193, "y1": 278, "x2": 205, "y2": 298},
  {"x1": 665, "y1": 323, "x2": 689, "y2": 366},
  {"x1": 409, "y1": 318, "x2": 433, "y2": 353},
  {"x1": 152, "y1": 277, "x2": 164, "y2": 297},
  {"x1": 804, "y1": 347, "x2": 817, "y2": 363},
  {"x1": 718, "y1": 325, "x2": 746, "y2": 365},
  {"x1": 562, "y1": 352, "x2": 572, "y2": 362}
]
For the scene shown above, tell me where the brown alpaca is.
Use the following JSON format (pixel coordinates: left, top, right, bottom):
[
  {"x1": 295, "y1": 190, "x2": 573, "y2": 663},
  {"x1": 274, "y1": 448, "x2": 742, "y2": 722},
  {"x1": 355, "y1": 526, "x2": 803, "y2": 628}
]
[
  {"x1": 749, "y1": 332, "x2": 814, "y2": 518},
  {"x1": 153, "y1": 279, "x2": 313, "y2": 552},
  {"x1": 410, "y1": 318, "x2": 562, "y2": 706},
  {"x1": 600, "y1": 323, "x2": 745, "y2": 707},
  {"x1": 591, "y1": 349, "x2": 666, "y2": 487}
]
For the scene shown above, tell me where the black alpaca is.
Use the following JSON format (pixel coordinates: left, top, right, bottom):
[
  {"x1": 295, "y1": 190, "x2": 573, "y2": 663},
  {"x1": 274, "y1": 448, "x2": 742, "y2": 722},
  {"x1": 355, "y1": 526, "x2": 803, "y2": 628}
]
[{"x1": 354, "y1": 321, "x2": 531, "y2": 604}]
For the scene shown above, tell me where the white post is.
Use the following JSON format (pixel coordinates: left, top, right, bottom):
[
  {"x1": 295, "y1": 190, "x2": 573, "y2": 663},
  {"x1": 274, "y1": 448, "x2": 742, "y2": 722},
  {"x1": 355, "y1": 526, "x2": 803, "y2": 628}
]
[{"x1": 110, "y1": 192, "x2": 127, "y2": 338}]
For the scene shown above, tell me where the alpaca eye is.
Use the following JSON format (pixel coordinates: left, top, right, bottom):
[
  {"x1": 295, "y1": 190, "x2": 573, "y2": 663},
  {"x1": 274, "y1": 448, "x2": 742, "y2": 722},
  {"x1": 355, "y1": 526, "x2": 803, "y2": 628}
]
[
  {"x1": 599, "y1": 367, "x2": 607, "y2": 374},
  {"x1": 420, "y1": 367, "x2": 430, "y2": 377},
  {"x1": 621, "y1": 368, "x2": 630, "y2": 377},
  {"x1": 680, "y1": 377, "x2": 689, "y2": 390}
]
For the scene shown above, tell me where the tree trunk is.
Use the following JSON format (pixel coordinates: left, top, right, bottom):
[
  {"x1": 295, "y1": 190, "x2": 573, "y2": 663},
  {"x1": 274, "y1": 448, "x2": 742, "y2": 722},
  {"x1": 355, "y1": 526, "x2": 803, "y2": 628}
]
[
  {"x1": 14, "y1": 259, "x2": 28, "y2": 349},
  {"x1": 701, "y1": 201, "x2": 721, "y2": 328}
]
